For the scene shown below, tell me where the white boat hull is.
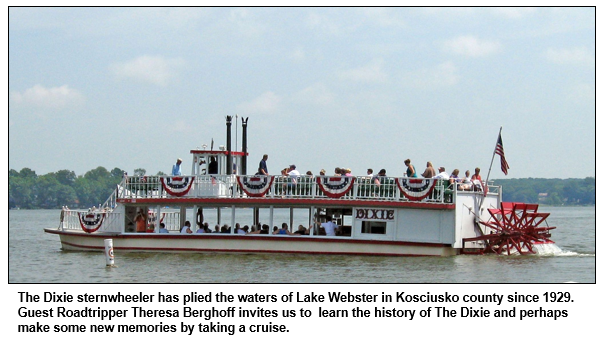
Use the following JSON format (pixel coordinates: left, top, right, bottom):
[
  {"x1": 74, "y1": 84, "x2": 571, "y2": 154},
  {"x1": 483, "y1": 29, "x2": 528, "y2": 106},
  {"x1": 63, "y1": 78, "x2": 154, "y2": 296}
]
[{"x1": 45, "y1": 229, "x2": 457, "y2": 257}]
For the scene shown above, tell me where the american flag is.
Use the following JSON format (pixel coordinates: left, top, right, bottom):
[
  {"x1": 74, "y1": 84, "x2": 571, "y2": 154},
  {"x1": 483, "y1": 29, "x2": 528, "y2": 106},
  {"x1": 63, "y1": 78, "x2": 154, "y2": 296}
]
[{"x1": 495, "y1": 133, "x2": 510, "y2": 175}]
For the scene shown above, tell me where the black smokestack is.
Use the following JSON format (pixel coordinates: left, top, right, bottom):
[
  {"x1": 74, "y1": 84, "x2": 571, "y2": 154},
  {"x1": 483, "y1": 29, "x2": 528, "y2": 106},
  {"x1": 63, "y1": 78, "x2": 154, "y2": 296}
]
[
  {"x1": 242, "y1": 117, "x2": 248, "y2": 175},
  {"x1": 226, "y1": 115, "x2": 232, "y2": 175}
]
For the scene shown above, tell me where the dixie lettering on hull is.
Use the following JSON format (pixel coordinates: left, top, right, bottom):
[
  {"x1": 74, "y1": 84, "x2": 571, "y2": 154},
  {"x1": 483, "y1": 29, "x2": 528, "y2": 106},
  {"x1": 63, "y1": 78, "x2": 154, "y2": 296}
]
[{"x1": 355, "y1": 209, "x2": 395, "y2": 221}]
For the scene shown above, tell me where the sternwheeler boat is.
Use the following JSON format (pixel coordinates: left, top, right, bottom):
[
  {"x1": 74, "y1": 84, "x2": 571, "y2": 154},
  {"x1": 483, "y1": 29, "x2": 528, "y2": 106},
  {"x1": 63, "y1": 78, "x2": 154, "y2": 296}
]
[{"x1": 44, "y1": 118, "x2": 555, "y2": 257}]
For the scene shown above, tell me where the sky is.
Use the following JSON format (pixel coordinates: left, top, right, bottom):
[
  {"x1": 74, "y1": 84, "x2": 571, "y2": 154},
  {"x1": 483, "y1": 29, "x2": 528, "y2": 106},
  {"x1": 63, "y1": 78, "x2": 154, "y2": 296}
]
[{"x1": 7, "y1": 6, "x2": 596, "y2": 180}]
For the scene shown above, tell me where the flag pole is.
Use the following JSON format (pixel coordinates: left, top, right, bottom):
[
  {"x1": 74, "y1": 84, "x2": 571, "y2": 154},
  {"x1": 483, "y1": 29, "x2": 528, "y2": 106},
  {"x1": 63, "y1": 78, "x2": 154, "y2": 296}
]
[
  {"x1": 484, "y1": 126, "x2": 502, "y2": 191},
  {"x1": 475, "y1": 127, "x2": 503, "y2": 234}
]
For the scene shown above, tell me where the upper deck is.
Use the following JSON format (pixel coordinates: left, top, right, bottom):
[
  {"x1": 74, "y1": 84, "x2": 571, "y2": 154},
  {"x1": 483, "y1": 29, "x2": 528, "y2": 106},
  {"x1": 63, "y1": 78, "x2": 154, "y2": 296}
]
[{"x1": 111, "y1": 174, "x2": 498, "y2": 209}]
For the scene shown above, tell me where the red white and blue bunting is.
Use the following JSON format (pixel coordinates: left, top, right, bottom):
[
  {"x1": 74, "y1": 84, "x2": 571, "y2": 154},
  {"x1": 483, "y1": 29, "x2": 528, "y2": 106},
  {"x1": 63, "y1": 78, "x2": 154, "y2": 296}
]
[
  {"x1": 396, "y1": 178, "x2": 437, "y2": 201},
  {"x1": 160, "y1": 176, "x2": 195, "y2": 197},
  {"x1": 317, "y1": 176, "x2": 355, "y2": 198},
  {"x1": 237, "y1": 176, "x2": 274, "y2": 197},
  {"x1": 78, "y1": 212, "x2": 106, "y2": 233}
]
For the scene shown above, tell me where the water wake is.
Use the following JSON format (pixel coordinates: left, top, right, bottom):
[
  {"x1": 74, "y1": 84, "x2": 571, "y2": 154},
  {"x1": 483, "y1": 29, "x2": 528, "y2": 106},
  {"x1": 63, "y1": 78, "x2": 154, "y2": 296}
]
[{"x1": 532, "y1": 243, "x2": 593, "y2": 257}]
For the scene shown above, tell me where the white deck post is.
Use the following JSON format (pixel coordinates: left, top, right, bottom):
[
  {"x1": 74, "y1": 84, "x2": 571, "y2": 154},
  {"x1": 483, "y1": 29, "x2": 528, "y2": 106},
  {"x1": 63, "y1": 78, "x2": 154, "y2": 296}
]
[{"x1": 269, "y1": 206, "x2": 274, "y2": 235}]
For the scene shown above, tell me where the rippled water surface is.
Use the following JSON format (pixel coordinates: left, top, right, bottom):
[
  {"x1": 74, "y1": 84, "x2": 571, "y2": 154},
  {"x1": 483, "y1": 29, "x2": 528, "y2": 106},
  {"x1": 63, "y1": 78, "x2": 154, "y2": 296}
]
[{"x1": 9, "y1": 207, "x2": 595, "y2": 283}]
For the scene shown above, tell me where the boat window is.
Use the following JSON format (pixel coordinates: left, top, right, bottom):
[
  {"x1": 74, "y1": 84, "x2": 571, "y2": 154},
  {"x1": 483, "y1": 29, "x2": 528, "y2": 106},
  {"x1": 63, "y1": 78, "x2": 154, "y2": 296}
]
[{"x1": 361, "y1": 221, "x2": 386, "y2": 235}]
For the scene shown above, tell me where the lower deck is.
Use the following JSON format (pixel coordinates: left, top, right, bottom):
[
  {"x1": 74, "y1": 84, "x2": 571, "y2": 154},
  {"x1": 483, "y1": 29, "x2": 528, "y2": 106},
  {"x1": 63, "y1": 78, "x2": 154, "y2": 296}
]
[{"x1": 51, "y1": 188, "x2": 498, "y2": 256}]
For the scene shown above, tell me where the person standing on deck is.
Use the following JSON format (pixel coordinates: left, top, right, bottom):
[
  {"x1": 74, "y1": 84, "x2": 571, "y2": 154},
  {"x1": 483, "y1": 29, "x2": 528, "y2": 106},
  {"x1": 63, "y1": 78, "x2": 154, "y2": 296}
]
[
  {"x1": 315, "y1": 219, "x2": 337, "y2": 236},
  {"x1": 172, "y1": 158, "x2": 183, "y2": 176},
  {"x1": 134, "y1": 208, "x2": 147, "y2": 233},
  {"x1": 258, "y1": 154, "x2": 269, "y2": 175},
  {"x1": 421, "y1": 162, "x2": 436, "y2": 178},
  {"x1": 404, "y1": 159, "x2": 417, "y2": 177}
]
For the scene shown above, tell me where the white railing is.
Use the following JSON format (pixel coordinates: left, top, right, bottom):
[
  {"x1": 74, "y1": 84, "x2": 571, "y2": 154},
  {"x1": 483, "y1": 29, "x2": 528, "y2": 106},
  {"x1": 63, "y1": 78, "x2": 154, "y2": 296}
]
[
  {"x1": 60, "y1": 209, "x2": 122, "y2": 232},
  {"x1": 115, "y1": 175, "x2": 497, "y2": 203}
]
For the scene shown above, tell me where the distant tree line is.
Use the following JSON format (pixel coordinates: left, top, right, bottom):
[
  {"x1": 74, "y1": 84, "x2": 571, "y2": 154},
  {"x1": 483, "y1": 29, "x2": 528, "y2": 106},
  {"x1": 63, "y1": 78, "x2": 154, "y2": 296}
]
[
  {"x1": 8, "y1": 167, "x2": 595, "y2": 209},
  {"x1": 494, "y1": 177, "x2": 595, "y2": 206},
  {"x1": 8, "y1": 167, "x2": 165, "y2": 209}
]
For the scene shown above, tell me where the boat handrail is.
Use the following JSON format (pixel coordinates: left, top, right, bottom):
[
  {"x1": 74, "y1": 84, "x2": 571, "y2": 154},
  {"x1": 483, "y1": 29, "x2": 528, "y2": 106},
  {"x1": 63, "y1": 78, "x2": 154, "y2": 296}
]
[
  {"x1": 115, "y1": 174, "x2": 496, "y2": 203},
  {"x1": 101, "y1": 181, "x2": 122, "y2": 210},
  {"x1": 59, "y1": 209, "x2": 122, "y2": 233}
]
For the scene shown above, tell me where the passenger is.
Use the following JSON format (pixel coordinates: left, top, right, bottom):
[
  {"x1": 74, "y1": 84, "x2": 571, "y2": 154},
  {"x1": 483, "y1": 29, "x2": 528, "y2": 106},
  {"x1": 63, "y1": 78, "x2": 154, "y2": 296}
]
[
  {"x1": 172, "y1": 158, "x2": 183, "y2": 176},
  {"x1": 288, "y1": 164, "x2": 300, "y2": 176},
  {"x1": 273, "y1": 223, "x2": 294, "y2": 235},
  {"x1": 319, "y1": 169, "x2": 326, "y2": 176},
  {"x1": 247, "y1": 225, "x2": 261, "y2": 235},
  {"x1": 134, "y1": 208, "x2": 147, "y2": 233},
  {"x1": 449, "y1": 169, "x2": 461, "y2": 185},
  {"x1": 158, "y1": 222, "x2": 169, "y2": 233},
  {"x1": 260, "y1": 224, "x2": 270, "y2": 234},
  {"x1": 433, "y1": 167, "x2": 450, "y2": 179},
  {"x1": 221, "y1": 224, "x2": 230, "y2": 233},
  {"x1": 372, "y1": 169, "x2": 387, "y2": 186},
  {"x1": 258, "y1": 154, "x2": 269, "y2": 176},
  {"x1": 367, "y1": 168, "x2": 374, "y2": 177},
  {"x1": 404, "y1": 159, "x2": 417, "y2": 177},
  {"x1": 458, "y1": 170, "x2": 473, "y2": 190},
  {"x1": 196, "y1": 222, "x2": 210, "y2": 233},
  {"x1": 471, "y1": 167, "x2": 484, "y2": 191},
  {"x1": 287, "y1": 165, "x2": 300, "y2": 193},
  {"x1": 214, "y1": 224, "x2": 221, "y2": 233},
  {"x1": 345, "y1": 168, "x2": 353, "y2": 177},
  {"x1": 146, "y1": 223, "x2": 155, "y2": 233},
  {"x1": 334, "y1": 167, "x2": 342, "y2": 176},
  {"x1": 294, "y1": 224, "x2": 313, "y2": 235},
  {"x1": 421, "y1": 162, "x2": 436, "y2": 178},
  {"x1": 306, "y1": 171, "x2": 314, "y2": 176},
  {"x1": 180, "y1": 221, "x2": 193, "y2": 234},
  {"x1": 315, "y1": 219, "x2": 337, "y2": 236},
  {"x1": 235, "y1": 223, "x2": 246, "y2": 234}
]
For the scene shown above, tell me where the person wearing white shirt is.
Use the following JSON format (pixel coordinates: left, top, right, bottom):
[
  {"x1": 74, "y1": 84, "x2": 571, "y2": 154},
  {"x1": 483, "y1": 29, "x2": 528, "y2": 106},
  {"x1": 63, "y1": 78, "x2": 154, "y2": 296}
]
[
  {"x1": 287, "y1": 165, "x2": 300, "y2": 194},
  {"x1": 180, "y1": 221, "x2": 192, "y2": 234},
  {"x1": 316, "y1": 219, "x2": 338, "y2": 236},
  {"x1": 433, "y1": 167, "x2": 449, "y2": 179}
]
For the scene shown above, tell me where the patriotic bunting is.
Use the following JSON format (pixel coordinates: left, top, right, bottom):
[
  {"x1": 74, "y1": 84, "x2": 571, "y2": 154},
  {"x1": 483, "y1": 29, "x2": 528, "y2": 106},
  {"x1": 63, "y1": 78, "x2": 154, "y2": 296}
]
[
  {"x1": 396, "y1": 178, "x2": 437, "y2": 201},
  {"x1": 317, "y1": 176, "x2": 355, "y2": 198},
  {"x1": 160, "y1": 176, "x2": 195, "y2": 197},
  {"x1": 78, "y1": 212, "x2": 106, "y2": 233},
  {"x1": 237, "y1": 176, "x2": 275, "y2": 197}
]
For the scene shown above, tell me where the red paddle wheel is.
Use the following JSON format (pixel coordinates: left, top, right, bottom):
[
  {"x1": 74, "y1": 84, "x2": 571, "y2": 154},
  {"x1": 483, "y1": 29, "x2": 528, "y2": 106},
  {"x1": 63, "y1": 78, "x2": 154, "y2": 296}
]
[{"x1": 463, "y1": 202, "x2": 556, "y2": 255}]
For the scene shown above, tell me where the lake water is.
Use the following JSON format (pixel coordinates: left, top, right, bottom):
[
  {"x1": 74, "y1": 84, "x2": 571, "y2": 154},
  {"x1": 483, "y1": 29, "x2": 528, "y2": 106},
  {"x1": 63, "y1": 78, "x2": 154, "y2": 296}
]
[{"x1": 8, "y1": 207, "x2": 595, "y2": 283}]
